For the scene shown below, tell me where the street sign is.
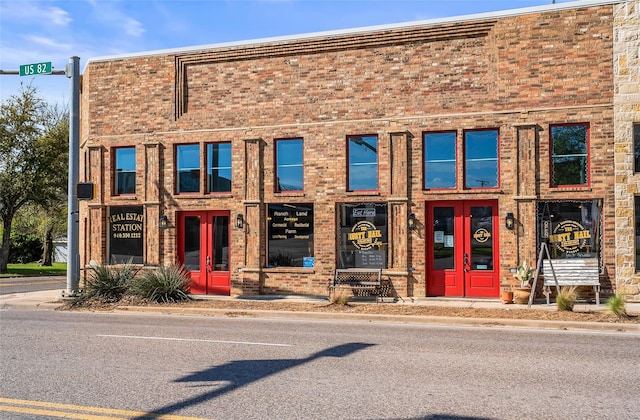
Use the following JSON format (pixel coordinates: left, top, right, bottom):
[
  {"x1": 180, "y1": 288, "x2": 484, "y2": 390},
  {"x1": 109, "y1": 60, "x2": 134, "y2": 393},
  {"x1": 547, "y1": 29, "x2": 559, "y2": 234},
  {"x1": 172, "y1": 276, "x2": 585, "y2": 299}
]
[{"x1": 19, "y1": 62, "x2": 52, "y2": 76}]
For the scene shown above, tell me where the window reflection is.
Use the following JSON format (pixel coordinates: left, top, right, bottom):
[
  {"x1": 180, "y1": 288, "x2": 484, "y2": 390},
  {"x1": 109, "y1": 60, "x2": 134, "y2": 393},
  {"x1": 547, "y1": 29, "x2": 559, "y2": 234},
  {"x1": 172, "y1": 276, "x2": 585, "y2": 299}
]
[
  {"x1": 115, "y1": 147, "x2": 136, "y2": 195},
  {"x1": 464, "y1": 130, "x2": 498, "y2": 189},
  {"x1": 276, "y1": 139, "x2": 303, "y2": 192},
  {"x1": 176, "y1": 144, "x2": 200, "y2": 193},
  {"x1": 207, "y1": 143, "x2": 231, "y2": 193},
  {"x1": 424, "y1": 132, "x2": 456, "y2": 189},
  {"x1": 348, "y1": 135, "x2": 378, "y2": 191}
]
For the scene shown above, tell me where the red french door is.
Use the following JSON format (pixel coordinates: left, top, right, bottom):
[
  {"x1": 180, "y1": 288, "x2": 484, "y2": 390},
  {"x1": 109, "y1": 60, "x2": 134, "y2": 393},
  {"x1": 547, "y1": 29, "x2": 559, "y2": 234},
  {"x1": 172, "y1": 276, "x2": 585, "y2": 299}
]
[
  {"x1": 178, "y1": 211, "x2": 230, "y2": 295},
  {"x1": 426, "y1": 200, "x2": 500, "y2": 298}
]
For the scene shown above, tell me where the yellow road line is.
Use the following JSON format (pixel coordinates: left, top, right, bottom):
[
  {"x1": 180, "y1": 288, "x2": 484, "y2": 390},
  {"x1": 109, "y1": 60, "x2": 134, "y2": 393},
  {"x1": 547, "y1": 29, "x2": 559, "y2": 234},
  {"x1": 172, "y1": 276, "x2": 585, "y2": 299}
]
[{"x1": 0, "y1": 398, "x2": 211, "y2": 420}]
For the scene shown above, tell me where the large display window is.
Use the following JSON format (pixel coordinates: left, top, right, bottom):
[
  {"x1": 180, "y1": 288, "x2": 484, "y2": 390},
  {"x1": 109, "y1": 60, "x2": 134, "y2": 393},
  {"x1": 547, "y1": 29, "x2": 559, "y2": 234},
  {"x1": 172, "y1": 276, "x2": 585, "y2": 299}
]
[
  {"x1": 266, "y1": 203, "x2": 314, "y2": 267},
  {"x1": 537, "y1": 200, "x2": 601, "y2": 260},
  {"x1": 108, "y1": 205, "x2": 144, "y2": 264},
  {"x1": 337, "y1": 202, "x2": 388, "y2": 269}
]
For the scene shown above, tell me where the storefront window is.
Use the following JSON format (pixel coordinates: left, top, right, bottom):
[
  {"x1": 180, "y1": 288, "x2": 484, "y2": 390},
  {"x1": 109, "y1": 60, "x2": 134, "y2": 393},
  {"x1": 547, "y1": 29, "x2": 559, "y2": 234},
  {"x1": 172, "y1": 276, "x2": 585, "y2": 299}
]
[
  {"x1": 276, "y1": 138, "x2": 304, "y2": 192},
  {"x1": 207, "y1": 143, "x2": 232, "y2": 193},
  {"x1": 176, "y1": 144, "x2": 200, "y2": 193},
  {"x1": 108, "y1": 206, "x2": 143, "y2": 264},
  {"x1": 348, "y1": 135, "x2": 378, "y2": 191},
  {"x1": 337, "y1": 202, "x2": 388, "y2": 269},
  {"x1": 114, "y1": 147, "x2": 136, "y2": 195},
  {"x1": 550, "y1": 124, "x2": 589, "y2": 186},
  {"x1": 424, "y1": 131, "x2": 456, "y2": 189},
  {"x1": 267, "y1": 203, "x2": 314, "y2": 267},
  {"x1": 464, "y1": 129, "x2": 498, "y2": 189},
  {"x1": 537, "y1": 200, "x2": 601, "y2": 260}
]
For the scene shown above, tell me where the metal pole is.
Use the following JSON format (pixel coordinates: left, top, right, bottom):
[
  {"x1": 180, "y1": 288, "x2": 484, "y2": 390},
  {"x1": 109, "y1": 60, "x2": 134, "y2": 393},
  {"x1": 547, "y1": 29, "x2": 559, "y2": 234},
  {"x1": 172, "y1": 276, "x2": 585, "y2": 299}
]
[{"x1": 65, "y1": 56, "x2": 81, "y2": 296}]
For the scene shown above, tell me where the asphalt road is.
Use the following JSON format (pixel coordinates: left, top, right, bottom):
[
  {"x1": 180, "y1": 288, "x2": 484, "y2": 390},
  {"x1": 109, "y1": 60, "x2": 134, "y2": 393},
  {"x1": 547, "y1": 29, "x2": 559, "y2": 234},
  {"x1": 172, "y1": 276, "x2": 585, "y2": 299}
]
[
  {"x1": 0, "y1": 275, "x2": 66, "y2": 295},
  {"x1": 1, "y1": 309, "x2": 639, "y2": 419}
]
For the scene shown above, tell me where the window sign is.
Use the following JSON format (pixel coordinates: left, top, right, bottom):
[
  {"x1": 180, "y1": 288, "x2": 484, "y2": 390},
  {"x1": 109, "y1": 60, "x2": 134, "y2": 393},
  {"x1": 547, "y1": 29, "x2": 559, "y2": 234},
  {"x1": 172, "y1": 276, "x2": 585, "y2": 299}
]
[
  {"x1": 337, "y1": 202, "x2": 388, "y2": 268},
  {"x1": 109, "y1": 206, "x2": 143, "y2": 264},
  {"x1": 537, "y1": 200, "x2": 601, "y2": 259},
  {"x1": 267, "y1": 203, "x2": 314, "y2": 267}
]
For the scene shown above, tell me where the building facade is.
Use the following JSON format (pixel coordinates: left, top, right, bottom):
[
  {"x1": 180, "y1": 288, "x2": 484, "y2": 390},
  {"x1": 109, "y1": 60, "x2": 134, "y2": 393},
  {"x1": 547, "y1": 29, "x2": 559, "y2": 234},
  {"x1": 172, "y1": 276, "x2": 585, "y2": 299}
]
[{"x1": 80, "y1": 0, "x2": 639, "y2": 300}]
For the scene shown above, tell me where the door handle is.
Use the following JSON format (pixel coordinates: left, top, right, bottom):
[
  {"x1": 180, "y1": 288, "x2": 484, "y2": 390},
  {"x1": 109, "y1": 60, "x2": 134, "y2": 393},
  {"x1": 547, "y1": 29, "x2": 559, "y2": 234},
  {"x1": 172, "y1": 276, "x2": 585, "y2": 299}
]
[
  {"x1": 206, "y1": 256, "x2": 212, "y2": 272},
  {"x1": 463, "y1": 253, "x2": 469, "y2": 272}
]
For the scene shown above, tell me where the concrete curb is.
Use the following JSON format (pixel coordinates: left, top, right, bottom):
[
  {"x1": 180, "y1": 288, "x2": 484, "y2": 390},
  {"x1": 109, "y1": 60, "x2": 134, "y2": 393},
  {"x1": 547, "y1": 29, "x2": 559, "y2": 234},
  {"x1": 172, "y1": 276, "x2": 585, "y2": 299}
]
[
  {"x1": 111, "y1": 305, "x2": 640, "y2": 333},
  {"x1": 2, "y1": 289, "x2": 639, "y2": 333}
]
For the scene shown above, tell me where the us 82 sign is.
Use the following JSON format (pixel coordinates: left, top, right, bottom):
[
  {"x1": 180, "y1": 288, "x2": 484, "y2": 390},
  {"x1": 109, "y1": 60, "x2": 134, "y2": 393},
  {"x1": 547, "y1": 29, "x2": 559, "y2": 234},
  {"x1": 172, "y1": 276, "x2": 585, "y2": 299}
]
[{"x1": 19, "y1": 62, "x2": 52, "y2": 76}]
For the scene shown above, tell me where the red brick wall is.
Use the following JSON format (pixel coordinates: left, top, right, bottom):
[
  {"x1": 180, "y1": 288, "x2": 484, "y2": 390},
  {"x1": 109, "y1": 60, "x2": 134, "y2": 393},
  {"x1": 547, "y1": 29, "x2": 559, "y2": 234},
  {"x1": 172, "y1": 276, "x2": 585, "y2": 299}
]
[{"x1": 80, "y1": 4, "x2": 616, "y2": 296}]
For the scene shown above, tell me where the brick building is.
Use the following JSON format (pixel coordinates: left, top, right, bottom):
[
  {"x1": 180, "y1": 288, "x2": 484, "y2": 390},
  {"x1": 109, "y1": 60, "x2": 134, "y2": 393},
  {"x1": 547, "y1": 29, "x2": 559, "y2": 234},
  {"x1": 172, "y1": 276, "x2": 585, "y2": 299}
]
[{"x1": 79, "y1": 0, "x2": 639, "y2": 300}]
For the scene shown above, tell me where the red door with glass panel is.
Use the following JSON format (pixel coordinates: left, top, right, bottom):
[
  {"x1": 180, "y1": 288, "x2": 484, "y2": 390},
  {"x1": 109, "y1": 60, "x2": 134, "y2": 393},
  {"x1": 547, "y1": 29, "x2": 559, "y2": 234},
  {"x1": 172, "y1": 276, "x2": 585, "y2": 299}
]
[
  {"x1": 426, "y1": 201, "x2": 499, "y2": 298},
  {"x1": 178, "y1": 211, "x2": 230, "y2": 295}
]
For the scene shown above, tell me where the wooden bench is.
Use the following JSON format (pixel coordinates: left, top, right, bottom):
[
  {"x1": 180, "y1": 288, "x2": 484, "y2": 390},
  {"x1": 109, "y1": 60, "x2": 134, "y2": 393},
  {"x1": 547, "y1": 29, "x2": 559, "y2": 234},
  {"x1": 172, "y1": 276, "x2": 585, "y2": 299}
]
[
  {"x1": 329, "y1": 268, "x2": 384, "y2": 302},
  {"x1": 543, "y1": 258, "x2": 600, "y2": 305}
]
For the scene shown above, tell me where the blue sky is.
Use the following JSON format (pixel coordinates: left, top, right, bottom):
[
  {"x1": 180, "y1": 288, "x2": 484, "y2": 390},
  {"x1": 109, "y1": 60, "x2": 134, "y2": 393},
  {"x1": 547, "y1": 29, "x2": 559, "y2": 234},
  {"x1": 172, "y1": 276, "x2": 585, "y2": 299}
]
[{"x1": 1, "y1": 0, "x2": 577, "y2": 106}]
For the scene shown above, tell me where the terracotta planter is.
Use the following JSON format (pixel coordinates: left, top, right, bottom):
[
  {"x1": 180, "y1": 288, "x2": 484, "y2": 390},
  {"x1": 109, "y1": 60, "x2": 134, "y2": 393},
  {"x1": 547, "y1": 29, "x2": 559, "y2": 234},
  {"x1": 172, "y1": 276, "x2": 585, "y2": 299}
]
[
  {"x1": 501, "y1": 290, "x2": 514, "y2": 304},
  {"x1": 513, "y1": 287, "x2": 531, "y2": 304}
]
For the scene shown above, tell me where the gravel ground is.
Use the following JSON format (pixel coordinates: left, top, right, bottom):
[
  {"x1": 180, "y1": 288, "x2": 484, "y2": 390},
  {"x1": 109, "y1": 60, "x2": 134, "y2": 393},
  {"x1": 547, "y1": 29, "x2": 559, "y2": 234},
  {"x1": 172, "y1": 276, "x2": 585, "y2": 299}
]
[{"x1": 60, "y1": 296, "x2": 640, "y2": 324}]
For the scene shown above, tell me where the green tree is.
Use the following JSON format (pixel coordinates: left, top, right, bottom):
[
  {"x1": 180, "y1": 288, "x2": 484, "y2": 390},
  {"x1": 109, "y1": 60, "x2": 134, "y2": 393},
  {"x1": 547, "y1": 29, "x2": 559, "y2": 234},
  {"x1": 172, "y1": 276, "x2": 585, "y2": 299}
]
[{"x1": 0, "y1": 84, "x2": 68, "y2": 273}]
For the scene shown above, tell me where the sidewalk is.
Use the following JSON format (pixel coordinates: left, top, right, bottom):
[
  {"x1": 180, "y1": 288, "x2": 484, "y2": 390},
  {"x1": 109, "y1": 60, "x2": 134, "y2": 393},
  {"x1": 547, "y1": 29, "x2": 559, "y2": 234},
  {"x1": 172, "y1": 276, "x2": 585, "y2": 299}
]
[{"x1": 2, "y1": 288, "x2": 639, "y2": 332}]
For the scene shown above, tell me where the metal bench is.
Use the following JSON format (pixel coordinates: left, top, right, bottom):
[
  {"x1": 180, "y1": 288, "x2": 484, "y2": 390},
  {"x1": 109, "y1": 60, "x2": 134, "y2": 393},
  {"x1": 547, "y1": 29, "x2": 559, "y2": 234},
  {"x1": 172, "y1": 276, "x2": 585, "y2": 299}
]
[
  {"x1": 329, "y1": 268, "x2": 384, "y2": 302},
  {"x1": 543, "y1": 258, "x2": 600, "y2": 305}
]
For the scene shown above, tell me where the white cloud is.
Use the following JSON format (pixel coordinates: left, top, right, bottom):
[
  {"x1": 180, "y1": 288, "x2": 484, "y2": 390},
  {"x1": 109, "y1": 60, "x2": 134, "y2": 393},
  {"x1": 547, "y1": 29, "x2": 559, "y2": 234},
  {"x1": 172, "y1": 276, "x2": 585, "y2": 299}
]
[
  {"x1": 89, "y1": 2, "x2": 145, "y2": 38},
  {"x1": 0, "y1": 2, "x2": 72, "y2": 27},
  {"x1": 24, "y1": 35, "x2": 72, "y2": 51}
]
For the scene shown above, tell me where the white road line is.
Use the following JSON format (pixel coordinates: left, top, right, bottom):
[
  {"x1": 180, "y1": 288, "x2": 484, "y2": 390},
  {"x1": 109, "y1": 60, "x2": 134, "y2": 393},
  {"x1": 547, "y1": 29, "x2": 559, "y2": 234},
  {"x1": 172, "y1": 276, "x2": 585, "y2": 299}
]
[{"x1": 97, "y1": 334, "x2": 292, "y2": 347}]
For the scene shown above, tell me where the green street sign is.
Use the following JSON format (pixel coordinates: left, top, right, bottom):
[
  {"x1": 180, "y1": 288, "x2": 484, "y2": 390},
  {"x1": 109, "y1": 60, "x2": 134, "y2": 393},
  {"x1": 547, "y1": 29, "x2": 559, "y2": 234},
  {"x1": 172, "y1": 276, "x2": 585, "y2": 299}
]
[{"x1": 19, "y1": 62, "x2": 53, "y2": 76}]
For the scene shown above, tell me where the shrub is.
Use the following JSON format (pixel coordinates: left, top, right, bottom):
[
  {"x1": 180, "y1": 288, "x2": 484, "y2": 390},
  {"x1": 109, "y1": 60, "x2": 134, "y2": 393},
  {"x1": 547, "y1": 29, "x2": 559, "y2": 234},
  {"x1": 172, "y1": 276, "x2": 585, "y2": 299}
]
[
  {"x1": 556, "y1": 286, "x2": 578, "y2": 311},
  {"x1": 130, "y1": 265, "x2": 191, "y2": 303},
  {"x1": 84, "y1": 261, "x2": 138, "y2": 302},
  {"x1": 329, "y1": 288, "x2": 350, "y2": 305},
  {"x1": 605, "y1": 294, "x2": 627, "y2": 319},
  {"x1": 8, "y1": 233, "x2": 43, "y2": 264}
]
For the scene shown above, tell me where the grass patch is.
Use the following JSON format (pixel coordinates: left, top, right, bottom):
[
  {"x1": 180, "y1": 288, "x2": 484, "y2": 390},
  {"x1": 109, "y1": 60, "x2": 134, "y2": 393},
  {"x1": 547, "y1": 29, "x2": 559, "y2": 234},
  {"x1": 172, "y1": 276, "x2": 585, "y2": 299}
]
[
  {"x1": 130, "y1": 265, "x2": 191, "y2": 303},
  {"x1": 556, "y1": 286, "x2": 578, "y2": 311},
  {"x1": 605, "y1": 294, "x2": 627, "y2": 319},
  {"x1": 329, "y1": 288, "x2": 351, "y2": 305},
  {"x1": 2, "y1": 262, "x2": 67, "y2": 277}
]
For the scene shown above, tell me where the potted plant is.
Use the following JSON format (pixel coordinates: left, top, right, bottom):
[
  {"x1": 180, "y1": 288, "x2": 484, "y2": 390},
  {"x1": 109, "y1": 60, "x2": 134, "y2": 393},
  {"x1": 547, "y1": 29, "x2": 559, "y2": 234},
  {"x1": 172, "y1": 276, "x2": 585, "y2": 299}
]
[{"x1": 512, "y1": 261, "x2": 534, "y2": 304}]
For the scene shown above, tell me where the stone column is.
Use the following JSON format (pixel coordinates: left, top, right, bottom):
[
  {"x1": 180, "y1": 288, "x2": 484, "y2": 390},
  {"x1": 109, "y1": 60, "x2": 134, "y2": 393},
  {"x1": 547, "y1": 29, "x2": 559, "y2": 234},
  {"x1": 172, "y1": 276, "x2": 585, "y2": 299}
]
[
  {"x1": 241, "y1": 137, "x2": 264, "y2": 294},
  {"x1": 143, "y1": 141, "x2": 161, "y2": 265}
]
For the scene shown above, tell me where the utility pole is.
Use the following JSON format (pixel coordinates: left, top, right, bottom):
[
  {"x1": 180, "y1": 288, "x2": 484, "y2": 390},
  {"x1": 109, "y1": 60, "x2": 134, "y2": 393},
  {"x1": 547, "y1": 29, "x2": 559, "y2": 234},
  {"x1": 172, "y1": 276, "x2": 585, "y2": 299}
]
[
  {"x1": 66, "y1": 56, "x2": 81, "y2": 296},
  {"x1": 1, "y1": 57, "x2": 81, "y2": 295}
]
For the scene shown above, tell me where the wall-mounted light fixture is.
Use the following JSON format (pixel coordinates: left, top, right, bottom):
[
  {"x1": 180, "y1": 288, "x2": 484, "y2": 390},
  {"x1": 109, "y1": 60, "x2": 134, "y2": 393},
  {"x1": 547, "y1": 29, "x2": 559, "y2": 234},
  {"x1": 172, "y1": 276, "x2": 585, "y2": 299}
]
[
  {"x1": 505, "y1": 212, "x2": 515, "y2": 230},
  {"x1": 159, "y1": 214, "x2": 169, "y2": 229},
  {"x1": 236, "y1": 214, "x2": 244, "y2": 229},
  {"x1": 407, "y1": 213, "x2": 416, "y2": 230}
]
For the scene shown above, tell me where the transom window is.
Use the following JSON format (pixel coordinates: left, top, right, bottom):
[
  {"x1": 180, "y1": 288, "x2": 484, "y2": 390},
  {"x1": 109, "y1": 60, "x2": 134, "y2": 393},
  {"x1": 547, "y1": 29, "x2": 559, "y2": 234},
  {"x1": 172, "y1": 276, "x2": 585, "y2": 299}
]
[
  {"x1": 550, "y1": 123, "x2": 589, "y2": 187},
  {"x1": 275, "y1": 138, "x2": 303, "y2": 192},
  {"x1": 424, "y1": 131, "x2": 457, "y2": 189},
  {"x1": 464, "y1": 129, "x2": 499, "y2": 189},
  {"x1": 176, "y1": 144, "x2": 200, "y2": 193},
  {"x1": 348, "y1": 135, "x2": 378, "y2": 191},
  {"x1": 207, "y1": 143, "x2": 231, "y2": 193},
  {"x1": 114, "y1": 147, "x2": 136, "y2": 195}
]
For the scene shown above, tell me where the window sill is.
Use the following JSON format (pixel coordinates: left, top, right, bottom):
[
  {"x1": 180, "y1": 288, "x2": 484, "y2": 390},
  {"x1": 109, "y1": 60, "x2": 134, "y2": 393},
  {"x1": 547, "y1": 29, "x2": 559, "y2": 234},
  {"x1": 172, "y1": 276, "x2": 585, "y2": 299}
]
[
  {"x1": 174, "y1": 193, "x2": 233, "y2": 199},
  {"x1": 263, "y1": 267, "x2": 315, "y2": 273},
  {"x1": 549, "y1": 186, "x2": 592, "y2": 192},
  {"x1": 275, "y1": 191, "x2": 305, "y2": 197},
  {"x1": 111, "y1": 195, "x2": 139, "y2": 201},
  {"x1": 346, "y1": 191, "x2": 381, "y2": 197}
]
